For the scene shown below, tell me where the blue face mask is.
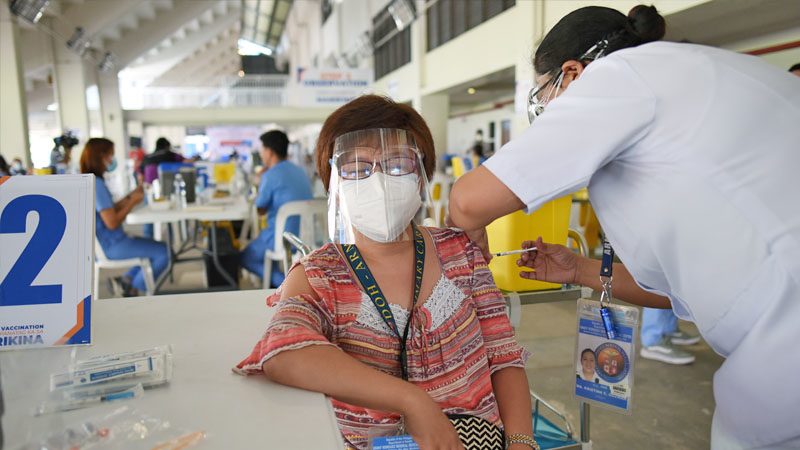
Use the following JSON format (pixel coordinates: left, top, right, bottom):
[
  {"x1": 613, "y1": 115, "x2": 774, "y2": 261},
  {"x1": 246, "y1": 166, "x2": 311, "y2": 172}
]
[{"x1": 107, "y1": 157, "x2": 118, "y2": 173}]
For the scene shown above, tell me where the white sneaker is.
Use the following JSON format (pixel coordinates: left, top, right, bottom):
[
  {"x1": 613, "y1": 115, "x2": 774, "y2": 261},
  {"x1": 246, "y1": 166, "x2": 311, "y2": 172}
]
[
  {"x1": 640, "y1": 338, "x2": 695, "y2": 365},
  {"x1": 669, "y1": 330, "x2": 701, "y2": 346}
]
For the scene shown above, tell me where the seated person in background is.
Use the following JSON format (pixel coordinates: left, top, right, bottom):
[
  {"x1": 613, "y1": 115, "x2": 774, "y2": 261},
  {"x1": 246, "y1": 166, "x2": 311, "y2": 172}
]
[
  {"x1": 236, "y1": 96, "x2": 534, "y2": 450},
  {"x1": 10, "y1": 157, "x2": 28, "y2": 175},
  {"x1": 80, "y1": 138, "x2": 169, "y2": 297},
  {"x1": 139, "y1": 137, "x2": 184, "y2": 185},
  {"x1": 240, "y1": 130, "x2": 312, "y2": 287},
  {"x1": 0, "y1": 154, "x2": 9, "y2": 176}
]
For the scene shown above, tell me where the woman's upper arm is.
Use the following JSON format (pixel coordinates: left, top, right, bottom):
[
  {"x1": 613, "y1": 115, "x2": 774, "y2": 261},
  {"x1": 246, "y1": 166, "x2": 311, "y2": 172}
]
[{"x1": 280, "y1": 263, "x2": 318, "y2": 301}]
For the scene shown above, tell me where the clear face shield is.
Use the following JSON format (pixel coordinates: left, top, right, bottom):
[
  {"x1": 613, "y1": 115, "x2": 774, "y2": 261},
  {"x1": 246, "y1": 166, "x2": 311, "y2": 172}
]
[{"x1": 328, "y1": 128, "x2": 432, "y2": 245}]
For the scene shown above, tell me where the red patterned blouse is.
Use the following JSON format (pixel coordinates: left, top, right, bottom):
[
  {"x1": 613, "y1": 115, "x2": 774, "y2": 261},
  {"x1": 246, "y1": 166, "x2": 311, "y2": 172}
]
[{"x1": 236, "y1": 227, "x2": 530, "y2": 449}]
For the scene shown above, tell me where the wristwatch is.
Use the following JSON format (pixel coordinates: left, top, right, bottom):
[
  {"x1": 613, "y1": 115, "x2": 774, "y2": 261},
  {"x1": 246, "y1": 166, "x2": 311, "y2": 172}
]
[{"x1": 506, "y1": 433, "x2": 540, "y2": 450}]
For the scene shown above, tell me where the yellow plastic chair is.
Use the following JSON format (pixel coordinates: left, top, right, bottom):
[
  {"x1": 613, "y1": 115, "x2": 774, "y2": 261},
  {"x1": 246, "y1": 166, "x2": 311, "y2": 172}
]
[
  {"x1": 451, "y1": 157, "x2": 468, "y2": 179},
  {"x1": 33, "y1": 168, "x2": 53, "y2": 175},
  {"x1": 487, "y1": 196, "x2": 572, "y2": 292},
  {"x1": 213, "y1": 162, "x2": 236, "y2": 185}
]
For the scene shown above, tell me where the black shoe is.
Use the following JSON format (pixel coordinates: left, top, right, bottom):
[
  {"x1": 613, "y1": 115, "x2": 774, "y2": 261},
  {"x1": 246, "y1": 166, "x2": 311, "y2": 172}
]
[
  {"x1": 113, "y1": 276, "x2": 137, "y2": 297},
  {"x1": 107, "y1": 277, "x2": 123, "y2": 297}
]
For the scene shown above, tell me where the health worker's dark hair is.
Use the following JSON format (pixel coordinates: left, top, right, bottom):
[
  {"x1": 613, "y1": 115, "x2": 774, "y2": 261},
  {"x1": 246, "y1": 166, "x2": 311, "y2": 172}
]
[{"x1": 534, "y1": 5, "x2": 666, "y2": 75}]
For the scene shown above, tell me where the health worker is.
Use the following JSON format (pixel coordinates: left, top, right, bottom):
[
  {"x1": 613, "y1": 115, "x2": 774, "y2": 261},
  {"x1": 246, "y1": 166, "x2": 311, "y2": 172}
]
[{"x1": 448, "y1": 5, "x2": 800, "y2": 450}]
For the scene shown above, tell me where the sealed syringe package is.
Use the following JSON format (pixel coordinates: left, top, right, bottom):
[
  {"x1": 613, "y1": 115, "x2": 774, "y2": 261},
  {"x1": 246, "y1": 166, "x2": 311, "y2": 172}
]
[
  {"x1": 36, "y1": 346, "x2": 173, "y2": 415},
  {"x1": 50, "y1": 345, "x2": 174, "y2": 392}
]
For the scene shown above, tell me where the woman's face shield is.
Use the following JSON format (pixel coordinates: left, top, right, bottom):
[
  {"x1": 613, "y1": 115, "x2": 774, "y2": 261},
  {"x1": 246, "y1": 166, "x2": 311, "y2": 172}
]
[{"x1": 328, "y1": 129, "x2": 431, "y2": 245}]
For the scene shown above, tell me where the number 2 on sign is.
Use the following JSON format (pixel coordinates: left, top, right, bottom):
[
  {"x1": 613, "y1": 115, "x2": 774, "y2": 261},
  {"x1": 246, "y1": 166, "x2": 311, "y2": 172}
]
[{"x1": 0, "y1": 195, "x2": 67, "y2": 306}]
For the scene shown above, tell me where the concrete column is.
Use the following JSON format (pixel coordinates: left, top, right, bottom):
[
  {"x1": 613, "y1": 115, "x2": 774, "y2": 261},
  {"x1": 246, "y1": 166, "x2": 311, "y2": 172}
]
[
  {"x1": 98, "y1": 71, "x2": 129, "y2": 192},
  {"x1": 513, "y1": 0, "x2": 543, "y2": 137},
  {"x1": 0, "y1": 6, "x2": 31, "y2": 166},
  {"x1": 51, "y1": 37, "x2": 91, "y2": 153},
  {"x1": 414, "y1": 93, "x2": 449, "y2": 166}
]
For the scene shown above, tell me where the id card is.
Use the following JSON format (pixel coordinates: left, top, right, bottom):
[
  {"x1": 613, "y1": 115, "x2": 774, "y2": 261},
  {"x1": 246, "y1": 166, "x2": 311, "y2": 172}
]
[
  {"x1": 574, "y1": 298, "x2": 639, "y2": 413},
  {"x1": 369, "y1": 435, "x2": 419, "y2": 450}
]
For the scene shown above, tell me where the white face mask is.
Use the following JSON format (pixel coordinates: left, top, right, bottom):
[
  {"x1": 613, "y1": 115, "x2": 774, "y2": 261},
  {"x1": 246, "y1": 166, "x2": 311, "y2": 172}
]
[{"x1": 341, "y1": 172, "x2": 421, "y2": 243}]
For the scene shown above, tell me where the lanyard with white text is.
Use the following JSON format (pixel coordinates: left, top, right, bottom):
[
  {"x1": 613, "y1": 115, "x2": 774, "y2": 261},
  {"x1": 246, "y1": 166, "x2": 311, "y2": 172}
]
[
  {"x1": 599, "y1": 239, "x2": 617, "y2": 339},
  {"x1": 342, "y1": 226, "x2": 425, "y2": 380}
]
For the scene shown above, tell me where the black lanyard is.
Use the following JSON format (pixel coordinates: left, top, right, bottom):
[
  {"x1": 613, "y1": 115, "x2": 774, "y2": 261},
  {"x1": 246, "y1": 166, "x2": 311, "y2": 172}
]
[
  {"x1": 342, "y1": 226, "x2": 425, "y2": 380},
  {"x1": 599, "y1": 238, "x2": 616, "y2": 339}
]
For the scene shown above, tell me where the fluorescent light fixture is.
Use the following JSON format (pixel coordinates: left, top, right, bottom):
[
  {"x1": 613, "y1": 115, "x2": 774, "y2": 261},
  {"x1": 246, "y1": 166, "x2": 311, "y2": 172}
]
[
  {"x1": 47, "y1": 102, "x2": 58, "y2": 111},
  {"x1": 388, "y1": 0, "x2": 415, "y2": 31},
  {"x1": 237, "y1": 38, "x2": 273, "y2": 56},
  {"x1": 9, "y1": 0, "x2": 49, "y2": 25}
]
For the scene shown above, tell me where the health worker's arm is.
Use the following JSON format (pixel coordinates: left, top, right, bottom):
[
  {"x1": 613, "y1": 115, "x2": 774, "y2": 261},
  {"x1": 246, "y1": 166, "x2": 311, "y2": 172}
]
[
  {"x1": 449, "y1": 57, "x2": 656, "y2": 237},
  {"x1": 261, "y1": 266, "x2": 464, "y2": 449},
  {"x1": 518, "y1": 238, "x2": 671, "y2": 309},
  {"x1": 98, "y1": 183, "x2": 142, "y2": 230}
]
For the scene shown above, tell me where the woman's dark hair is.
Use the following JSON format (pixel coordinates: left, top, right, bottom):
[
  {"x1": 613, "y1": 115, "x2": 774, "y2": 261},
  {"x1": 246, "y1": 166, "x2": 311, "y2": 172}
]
[
  {"x1": 789, "y1": 62, "x2": 800, "y2": 72},
  {"x1": 0, "y1": 154, "x2": 9, "y2": 174},
  {"x1": 260, "y1": 130, "x2": 290, "y2": 160},
  {"x1": 534, "y1": 5, "x2": 666, "y2": 75},
  {"x1": 315, "y1": 95, "x2": 436, "y2": 191},
  {"x1": 155, "y1": 137, "x2": 171, "y2": 151},
  {"x1": 80, "y1": 137, "x2": 115, "y2": 178}
]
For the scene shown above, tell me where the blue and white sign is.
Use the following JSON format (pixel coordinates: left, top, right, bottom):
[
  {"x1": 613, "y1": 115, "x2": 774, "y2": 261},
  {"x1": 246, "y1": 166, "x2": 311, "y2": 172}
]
[
  {"x1": 574, "y1": 299, "x2": 639, "y2": 413},
  {"x1": 291, "y1": 67, "x2": 373, "y2": 107},
  {"x1": 0, "y1": 175, "x2": 94, "y2": 349}
]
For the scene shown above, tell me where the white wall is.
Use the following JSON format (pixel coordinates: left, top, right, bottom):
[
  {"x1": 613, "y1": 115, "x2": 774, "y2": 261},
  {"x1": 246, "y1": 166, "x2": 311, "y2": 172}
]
[
  {"x1": 447, "y1": 104, "x2": 515, "y2": 156},
  {"x1": 723, "y1": 26, "x2": 800, "y2": 71}
]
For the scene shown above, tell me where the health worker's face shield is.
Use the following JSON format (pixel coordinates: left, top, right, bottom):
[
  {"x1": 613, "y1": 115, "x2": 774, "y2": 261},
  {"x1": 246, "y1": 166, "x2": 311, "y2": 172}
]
[
  {"x1": 328, "y1": 128, "x2": 431, "y2": 245},
  {"x1": 527, "y1": 37, "x2": 611, "y2": 124}
]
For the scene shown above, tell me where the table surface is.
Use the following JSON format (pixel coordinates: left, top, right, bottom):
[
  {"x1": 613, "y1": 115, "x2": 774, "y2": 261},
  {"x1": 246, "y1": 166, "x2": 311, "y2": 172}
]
[
  {"x1": 126, "y1": 197, "x2": 251, "y2": 224},
  {"x1": 1, "y1": 289, "x2": 344, "y2": 450}
]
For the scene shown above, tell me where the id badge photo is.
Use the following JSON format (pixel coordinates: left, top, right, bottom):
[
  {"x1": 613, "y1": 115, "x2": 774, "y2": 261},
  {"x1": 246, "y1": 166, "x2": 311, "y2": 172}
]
[{"x1": 574, "y1": 298, "x2": 639, "y2": 413}]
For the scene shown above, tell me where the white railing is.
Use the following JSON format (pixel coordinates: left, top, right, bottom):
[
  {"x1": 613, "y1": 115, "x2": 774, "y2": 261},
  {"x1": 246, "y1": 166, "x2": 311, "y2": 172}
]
[{"x1": 121, "y1": 75, "x2": 291, "y2": 110}]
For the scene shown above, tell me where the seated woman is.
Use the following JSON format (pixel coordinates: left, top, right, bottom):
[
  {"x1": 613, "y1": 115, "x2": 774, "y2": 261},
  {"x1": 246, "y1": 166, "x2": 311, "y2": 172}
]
[
  {"x1": 80, "y1": 138, "x2": 169, "y2": 297},
  {"x1": 236, "y1": 96, "x2": 535, "y2": 450}
]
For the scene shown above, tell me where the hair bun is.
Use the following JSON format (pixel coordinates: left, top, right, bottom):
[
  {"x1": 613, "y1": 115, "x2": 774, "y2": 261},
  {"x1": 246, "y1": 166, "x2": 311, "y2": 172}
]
[{"x1": 628, "y1": 5, "x2": 665, "y2": 43}]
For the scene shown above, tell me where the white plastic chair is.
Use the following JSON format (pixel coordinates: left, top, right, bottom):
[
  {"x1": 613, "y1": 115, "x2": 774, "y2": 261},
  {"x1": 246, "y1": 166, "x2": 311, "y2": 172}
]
[
  {"x1": 262, "y1": 199, "x2": 328, "y2": 288},
  {"x1": 94, "y1": 238, "x2": 156, "y2": 298}
]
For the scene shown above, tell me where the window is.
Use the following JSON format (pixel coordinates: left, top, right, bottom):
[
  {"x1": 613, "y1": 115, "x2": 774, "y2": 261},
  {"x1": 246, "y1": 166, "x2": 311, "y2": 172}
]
[
  {"x1": 427, "y1": 0, "x2": 515, "y2": 51},
  {"x1": 372, "y1": 2, "x2": 415, "y2": 80},
  {"x1": 321, "y1": 0, "x2": 333, "y2": 24}
]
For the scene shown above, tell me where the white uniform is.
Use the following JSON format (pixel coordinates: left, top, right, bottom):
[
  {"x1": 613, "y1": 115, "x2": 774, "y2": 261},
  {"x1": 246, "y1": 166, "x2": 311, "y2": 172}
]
[{"x1": 484, "y1": 42, "x2": 800, "y2": 449}]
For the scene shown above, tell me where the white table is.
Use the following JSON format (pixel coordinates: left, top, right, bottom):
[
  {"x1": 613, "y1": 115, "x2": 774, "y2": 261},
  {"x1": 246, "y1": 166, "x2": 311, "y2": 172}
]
[
  {"x1": 126, "y1": 198, "x2": 252, "y2": 290},
  {"x1": 126, "y1": 198, "x2": 251, "y2": 226},
  {"x1": 1, "y1": 289, "x2": 344, "y2": 450}
]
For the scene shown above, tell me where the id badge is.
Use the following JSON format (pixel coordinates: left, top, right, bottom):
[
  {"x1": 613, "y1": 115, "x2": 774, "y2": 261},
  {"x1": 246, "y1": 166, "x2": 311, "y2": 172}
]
[
  {"x1": 368, "y1": 421, "x2": 419, "y2": 450},
  {"x1": 574, "y1": 298, "x2": 639, "y2": 414}
]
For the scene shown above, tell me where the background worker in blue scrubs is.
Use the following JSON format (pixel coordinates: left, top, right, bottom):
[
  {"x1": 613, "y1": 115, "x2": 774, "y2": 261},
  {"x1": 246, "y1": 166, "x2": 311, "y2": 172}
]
[
  {"x1": 80, "y1": 138, "x2": 169, "y2": 297},
  {"x1": 240, "y1": 130, "x2": 312, "y2": 287},
  {"x1": 640, "y1": 308, "x2": 699, "y2": 365}
]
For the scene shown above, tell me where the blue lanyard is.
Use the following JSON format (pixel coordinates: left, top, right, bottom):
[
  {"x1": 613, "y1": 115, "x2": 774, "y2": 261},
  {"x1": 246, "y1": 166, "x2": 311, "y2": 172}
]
[
  {"x1": 342, "y1": 226, "x2": 425, "y2": 380},
  {"x1": 599, "y1": 238, "x2": 616, "y2": 339}
]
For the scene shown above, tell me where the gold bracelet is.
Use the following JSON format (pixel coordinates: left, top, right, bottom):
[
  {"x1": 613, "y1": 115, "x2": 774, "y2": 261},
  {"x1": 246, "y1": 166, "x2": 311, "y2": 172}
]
[{"x1": 506, "y1": 433, "x2": 540, "y2": 450}]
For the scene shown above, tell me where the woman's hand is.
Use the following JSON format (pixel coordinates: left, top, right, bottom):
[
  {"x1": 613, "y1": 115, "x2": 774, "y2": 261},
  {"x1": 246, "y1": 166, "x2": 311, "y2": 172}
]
[
  {"x1": 401, "y1": 392, "x2": 464, "y2": 450},
  {"x1": 517, "y1": 237, "x2": 580, "y2": 284}
]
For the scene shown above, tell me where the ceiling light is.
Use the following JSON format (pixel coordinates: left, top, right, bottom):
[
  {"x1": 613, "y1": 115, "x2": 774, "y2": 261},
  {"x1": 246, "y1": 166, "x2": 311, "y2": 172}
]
[
  {"x1": 46, "y1": 102, "x2": 58, "y2": 111},
  {"x1": 388, "y1": 0, "x2": 415, "y2": 31},
  {"x1": 467, "y1": 87, "x2": 476, "y2": 95},
  {"x1": 9, "y1": 0, "x2": 49, "y2": 24},
  {"x1": 237, "y1": 38, "x2": 273, "y2": 56},
  {"x1": 238, "y1": 70, "x2": 245, "y2": 77},
  {"x1": 97, "y1": 52, "x2": 116, "y2": 72}
]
